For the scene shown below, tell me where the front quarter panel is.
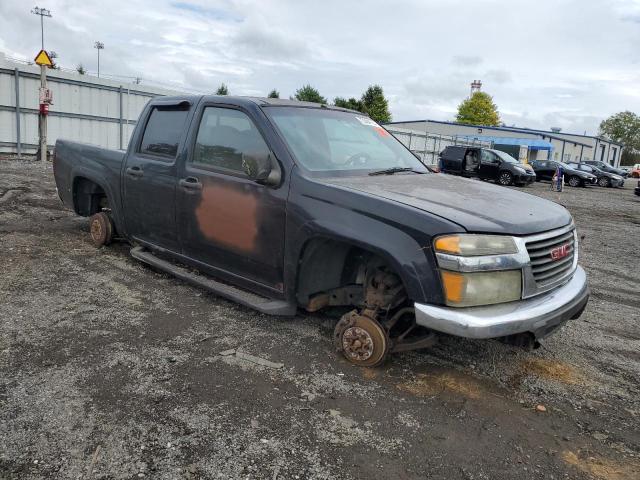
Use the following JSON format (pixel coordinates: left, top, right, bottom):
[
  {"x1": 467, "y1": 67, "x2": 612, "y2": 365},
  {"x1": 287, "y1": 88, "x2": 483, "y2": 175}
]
[{"x1": 284, "y1": 170, "x2": 465, "y2": 305}]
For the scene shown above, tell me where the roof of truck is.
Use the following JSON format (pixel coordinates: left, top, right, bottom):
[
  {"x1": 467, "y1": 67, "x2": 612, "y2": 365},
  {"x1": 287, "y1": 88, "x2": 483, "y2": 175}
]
[{"x1": 153, "y1": 95, "x2": 360, "y2": 114}]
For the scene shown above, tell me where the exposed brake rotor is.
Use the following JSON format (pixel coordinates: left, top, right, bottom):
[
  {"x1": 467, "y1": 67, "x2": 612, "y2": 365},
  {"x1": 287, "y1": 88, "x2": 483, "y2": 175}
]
[{"x1": 334, "y1": 309, "x2": 389, "y2": 367}]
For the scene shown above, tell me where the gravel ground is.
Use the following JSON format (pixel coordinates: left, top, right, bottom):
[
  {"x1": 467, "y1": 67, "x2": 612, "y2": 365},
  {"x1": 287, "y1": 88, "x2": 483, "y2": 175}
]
[{"x1": 1, "y1": 158, "x2": 639, "y2": 480}]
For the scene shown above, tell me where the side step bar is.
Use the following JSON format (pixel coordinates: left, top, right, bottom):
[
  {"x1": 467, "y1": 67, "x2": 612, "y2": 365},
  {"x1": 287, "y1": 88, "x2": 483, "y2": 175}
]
[{"x1": 130, "y1": 246, "x2": 297, "y2": 316}]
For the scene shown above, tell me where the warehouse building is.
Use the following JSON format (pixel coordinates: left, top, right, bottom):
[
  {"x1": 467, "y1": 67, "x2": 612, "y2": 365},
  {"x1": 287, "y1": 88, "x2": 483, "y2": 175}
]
[{"x1": 385, "y1": 119, "x2": 625, "y2": 167}]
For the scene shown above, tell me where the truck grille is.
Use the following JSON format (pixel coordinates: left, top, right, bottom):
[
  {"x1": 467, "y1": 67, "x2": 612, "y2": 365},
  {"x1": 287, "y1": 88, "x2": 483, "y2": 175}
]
[{"x1": 525, "y1": 228, "x2": 576, "y2": 287}]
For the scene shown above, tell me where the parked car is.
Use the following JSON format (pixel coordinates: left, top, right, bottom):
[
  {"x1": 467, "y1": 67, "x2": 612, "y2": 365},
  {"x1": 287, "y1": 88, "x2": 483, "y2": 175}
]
[
  {"x1": 629, "y1": 163, "x2": 640, "y2": 178},
  {"x1": 53, "y1": 95, "x2": 589, "y2": 366},
  {"x1": 529, "y1": 160, "x2": 597, "y2": 187},
  {"x1": 565, "y1": 162, "x2": 625, "y2": 188},
  {"x1": 584, "y1": 160, "x2": 628, "y2": 178},
  {"x1": 439, "y1": 146, "x2": 536, "y2": 186},
  {"x1": 635, "y1": 179, "x2": 640, "y2": 197}
]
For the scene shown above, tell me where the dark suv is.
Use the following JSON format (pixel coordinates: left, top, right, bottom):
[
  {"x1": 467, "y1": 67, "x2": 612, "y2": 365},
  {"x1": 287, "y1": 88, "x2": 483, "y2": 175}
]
[
  {"x1": 530, "y1": 160, "x2": 597, "y2": 187},
  {"x1": 439, "y1": 146, "x2": 536, "y2": 186}
]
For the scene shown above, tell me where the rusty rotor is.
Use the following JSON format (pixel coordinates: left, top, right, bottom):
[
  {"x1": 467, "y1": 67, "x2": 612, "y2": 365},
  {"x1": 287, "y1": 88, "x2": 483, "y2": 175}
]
[{"x1": 334, "y1": 309, "x2": 389, "y2": 367}]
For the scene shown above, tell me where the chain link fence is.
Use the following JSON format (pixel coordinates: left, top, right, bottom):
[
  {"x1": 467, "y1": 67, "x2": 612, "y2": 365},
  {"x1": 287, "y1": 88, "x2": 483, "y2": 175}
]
[{"x1": 385, "y1": 126, "x2": 493, "y2": 166}]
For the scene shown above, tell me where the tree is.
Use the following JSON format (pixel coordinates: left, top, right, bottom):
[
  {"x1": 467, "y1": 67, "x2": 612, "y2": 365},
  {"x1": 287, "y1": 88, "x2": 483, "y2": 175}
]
[
  {"x1": 334, "y1": 97, "x2": 364, "y2": 112},
  {"x1": 455, "y1": 91, "x2": 500, "y2": 126},
  {"x1": 76, "y1": 64, "x2": 86, "y2": 75},
  {"x1": 361, "y1": 85, "x2": 391, "y2": 123},
  {"x1": 599, "y1": 111, "x2": 640, "y2": 165},
  {"x1": 215, "y1": 83, "x2": 229, "y2": 95},
  {"x1": 268, "y1": 89, "x2": 280, "y2": 98},
  {"x1": 293, "y1": 84, "x2": 327, "y2": 104}
]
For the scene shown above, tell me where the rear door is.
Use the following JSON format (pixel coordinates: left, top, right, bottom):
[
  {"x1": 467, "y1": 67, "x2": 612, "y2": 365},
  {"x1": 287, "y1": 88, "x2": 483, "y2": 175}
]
[
  {"x1": 177, "y1": 104, "x2": 287, "y2": 290},
  {"x1": 441, "y1": 146, "x2": 466, "y2": 174},
  {"x1": 536, "y1": 161, "x2": 553, "y2": 180},
  {"x1": 123, "y1": 101, "x2": 192, "y2": 252},
  {"x1": 479, "y1": 149, "x2": 500, "y2": 180}
]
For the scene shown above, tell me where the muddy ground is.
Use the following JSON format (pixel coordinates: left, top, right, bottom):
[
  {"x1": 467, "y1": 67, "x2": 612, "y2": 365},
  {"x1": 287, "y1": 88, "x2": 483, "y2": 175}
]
[{"x1": 1, "y1": 158, "x2": 639, "y2": 480}]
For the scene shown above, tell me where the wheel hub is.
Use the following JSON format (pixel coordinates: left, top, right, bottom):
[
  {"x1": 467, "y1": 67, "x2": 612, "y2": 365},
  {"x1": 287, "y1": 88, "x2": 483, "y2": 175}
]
[
  {"x1": 91, "y1": 219, "x2": 102, "y2": 240},
  {"x1": 334, "y1": 310, "x2": 389, "y2": 367},
  {"x1": 342, "y1": 326, "x2": 374, "y2": 361}
]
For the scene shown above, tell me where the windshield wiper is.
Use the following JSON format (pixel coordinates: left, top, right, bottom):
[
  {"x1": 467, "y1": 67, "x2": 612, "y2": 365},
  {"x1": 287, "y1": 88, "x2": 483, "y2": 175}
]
[{"x1": 368, "y1": 167, "x2": 421, "y2": 176}]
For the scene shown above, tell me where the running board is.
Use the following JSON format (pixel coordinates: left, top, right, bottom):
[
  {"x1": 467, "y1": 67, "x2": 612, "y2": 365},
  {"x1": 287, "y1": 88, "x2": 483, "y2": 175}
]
[{"x1": 130, "y1": 246, "x2": 297, "y2": 316}]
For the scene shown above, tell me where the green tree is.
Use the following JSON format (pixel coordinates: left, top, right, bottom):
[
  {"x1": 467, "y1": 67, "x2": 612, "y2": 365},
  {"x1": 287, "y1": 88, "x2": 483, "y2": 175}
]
[
  {"x1": 455, "y1": 91, "x2": 500, "y2": 126},
  {"x1": 268, "y1": 89, "x2": 280, "y2": 98},
  {"x1": 293, "y1": 84, "x2": 327, "y2": 104},
  {"x1": 76, "y1": 64, "x2": 86, "y2": 75},
  {"x1": 334, "y1": 97, "x2": 364, "y2": 112},
  {"x1": 599, "y1": 111, "x2": 640, "y2": 165},
  {"x1": 361, "y1": 85, "x2": 391, "y2": 123},
  {"x1": 215, "y1": 83, "x2": 229, "y2": 95}
]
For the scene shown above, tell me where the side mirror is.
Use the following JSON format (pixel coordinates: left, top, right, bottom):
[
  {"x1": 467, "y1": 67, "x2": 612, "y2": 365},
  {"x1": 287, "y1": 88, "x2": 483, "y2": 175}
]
[{"x1": 242, "y1": 152, "x2": 281, "y2": 186}]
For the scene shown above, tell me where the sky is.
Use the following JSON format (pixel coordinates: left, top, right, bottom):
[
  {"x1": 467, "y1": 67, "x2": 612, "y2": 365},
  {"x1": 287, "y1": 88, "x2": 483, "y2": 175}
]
[{"x1": 1, "y1": 0, "x2": 639, "y2": 135}]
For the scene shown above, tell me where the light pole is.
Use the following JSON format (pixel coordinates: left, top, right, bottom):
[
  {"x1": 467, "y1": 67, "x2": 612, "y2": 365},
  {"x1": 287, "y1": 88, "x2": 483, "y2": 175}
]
[
  {"x1": 31, "y1": 6, "x2": 52, "y2": 162},
  {"x1": 31, "y1": 6, "x2": 51, "y2": 50},
  {"x1": 94, "y1": 41, "x2": 104, "y2": 78}
]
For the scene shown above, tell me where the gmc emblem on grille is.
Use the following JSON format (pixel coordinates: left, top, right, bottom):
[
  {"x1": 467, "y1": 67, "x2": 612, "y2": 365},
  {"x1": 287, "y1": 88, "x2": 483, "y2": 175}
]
[{"x1": 550, "y1": 244, "x2": 570, "y2": 260}]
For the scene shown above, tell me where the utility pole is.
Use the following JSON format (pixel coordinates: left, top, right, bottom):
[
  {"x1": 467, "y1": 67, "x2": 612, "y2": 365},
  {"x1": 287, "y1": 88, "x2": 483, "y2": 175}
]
[
  {"x1": 94, "y1": 41, "x2": 104, "y2": 77},
  {"x1": 31, "y1": 6, "x2": 52, "y2": 162}
]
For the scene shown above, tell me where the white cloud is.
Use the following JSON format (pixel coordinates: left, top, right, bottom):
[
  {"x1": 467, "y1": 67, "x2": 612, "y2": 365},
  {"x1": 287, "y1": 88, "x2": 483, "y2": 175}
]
[{"x1": 1, "y1": 0, "x2": 639, "y2": 134}]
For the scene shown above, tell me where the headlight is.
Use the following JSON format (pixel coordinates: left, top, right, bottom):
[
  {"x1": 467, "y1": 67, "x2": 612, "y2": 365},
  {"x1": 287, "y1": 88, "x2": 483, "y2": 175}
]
[
  {"x1": 514, "y1": 166, "x2": 526, "y2": 174},
  {"x1": 434, "y1": 234, "x2": 518, "y2": 256},
  {"x1": 434, "y1": 234, "x2": 523, "y2": 307},
  {"x1": 440, "y1": 270, "x2": 522, "y2": 307}
]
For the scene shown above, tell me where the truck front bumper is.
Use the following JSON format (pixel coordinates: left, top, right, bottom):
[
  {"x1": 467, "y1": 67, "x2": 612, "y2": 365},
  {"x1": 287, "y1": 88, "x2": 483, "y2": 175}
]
[{"x1": 414, "y1": 266, "x2": 589, "y2": 340}]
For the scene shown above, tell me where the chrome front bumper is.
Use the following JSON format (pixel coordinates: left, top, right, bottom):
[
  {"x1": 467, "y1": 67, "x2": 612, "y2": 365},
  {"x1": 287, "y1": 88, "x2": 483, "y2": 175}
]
[{"x1": 414, "y1": 266, "x2": 589, "y2": 340}]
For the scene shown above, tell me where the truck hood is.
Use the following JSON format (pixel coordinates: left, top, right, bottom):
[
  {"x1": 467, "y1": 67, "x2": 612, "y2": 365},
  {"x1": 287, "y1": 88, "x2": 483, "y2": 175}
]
[{"x1": 322, "y1": 173, "x2": 572, "y2": 235}]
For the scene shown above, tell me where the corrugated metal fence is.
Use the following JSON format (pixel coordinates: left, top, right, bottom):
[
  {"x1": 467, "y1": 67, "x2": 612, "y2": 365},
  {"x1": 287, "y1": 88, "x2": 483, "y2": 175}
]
[{"x1": 0, "y1": 53, "x2": 183, "y2": 155}]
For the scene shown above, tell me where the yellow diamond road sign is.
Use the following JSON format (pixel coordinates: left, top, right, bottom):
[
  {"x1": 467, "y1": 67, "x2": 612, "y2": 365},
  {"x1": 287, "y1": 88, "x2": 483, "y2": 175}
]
[{"x1": 34, "y1": 49, "x2": 53, "y2": 67}]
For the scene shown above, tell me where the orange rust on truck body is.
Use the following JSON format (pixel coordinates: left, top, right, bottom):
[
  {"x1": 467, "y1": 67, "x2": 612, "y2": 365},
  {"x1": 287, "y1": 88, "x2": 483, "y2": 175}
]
[{"x1": 195, "y1": 181, "x2": 258, "y2": 253}]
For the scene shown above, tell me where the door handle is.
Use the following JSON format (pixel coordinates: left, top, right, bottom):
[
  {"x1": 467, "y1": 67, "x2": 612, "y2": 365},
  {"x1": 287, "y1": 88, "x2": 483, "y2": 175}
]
[
  {"x1": 126, "y1": 166, "x2": 144, "y2": 178},
  {"x1": 179, "y1": 176, "x2": 202, "y2": 191}
]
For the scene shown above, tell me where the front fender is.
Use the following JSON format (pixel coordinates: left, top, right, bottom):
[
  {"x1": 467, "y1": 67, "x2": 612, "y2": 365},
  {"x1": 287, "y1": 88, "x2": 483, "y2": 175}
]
[{"x1": 284, "y1": 173, "x2": 465, "y2": 305}]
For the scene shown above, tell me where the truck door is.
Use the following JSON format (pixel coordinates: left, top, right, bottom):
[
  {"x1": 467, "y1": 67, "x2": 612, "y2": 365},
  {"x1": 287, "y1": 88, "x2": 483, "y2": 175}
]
[
  {"x1": 177, "y1": 105, "x2": 287, "y2": 291},
  {"x1": 123, "y1": 101, "x2": 191, "y2": 252}
]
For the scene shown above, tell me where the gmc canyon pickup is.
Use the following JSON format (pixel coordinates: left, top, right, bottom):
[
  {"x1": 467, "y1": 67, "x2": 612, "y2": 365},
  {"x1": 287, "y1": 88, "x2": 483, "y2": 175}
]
[{"x1": 53, "y1": 96, "x2": 590, "y2": 366}]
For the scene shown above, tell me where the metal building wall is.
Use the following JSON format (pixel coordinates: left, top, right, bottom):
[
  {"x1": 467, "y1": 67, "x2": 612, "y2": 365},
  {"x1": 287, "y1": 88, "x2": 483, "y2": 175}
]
[
  {"x1": 0, "y1": 53, "x2": 184, "y2": 154},
  {"x1": 387, "y1": 119, "x2": 624, "y2": 166}
]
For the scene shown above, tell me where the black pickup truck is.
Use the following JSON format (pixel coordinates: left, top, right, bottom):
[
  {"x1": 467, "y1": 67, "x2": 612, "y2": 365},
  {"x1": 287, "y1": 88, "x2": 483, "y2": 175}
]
[{"x1": 53, "y1": 96, "x2": 589, "y2": 366}]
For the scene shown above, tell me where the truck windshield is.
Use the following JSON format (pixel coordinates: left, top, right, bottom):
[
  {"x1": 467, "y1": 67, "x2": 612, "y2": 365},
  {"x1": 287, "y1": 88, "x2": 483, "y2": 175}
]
[{"x1": 265, "y1": 107, "x2": 428, "y2": 174}]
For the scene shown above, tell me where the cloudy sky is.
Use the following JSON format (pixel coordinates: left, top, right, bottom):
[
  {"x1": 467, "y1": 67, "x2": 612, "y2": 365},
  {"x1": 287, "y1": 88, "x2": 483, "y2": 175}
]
[{"x1": 1, "y1": 0, "x2": 639, "y2": 135}]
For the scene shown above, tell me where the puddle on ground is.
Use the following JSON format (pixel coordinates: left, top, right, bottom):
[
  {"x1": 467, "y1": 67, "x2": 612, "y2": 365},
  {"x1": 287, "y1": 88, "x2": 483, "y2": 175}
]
[{"x1": 562, "y1": 450, "x2": 640, "y2": 480}]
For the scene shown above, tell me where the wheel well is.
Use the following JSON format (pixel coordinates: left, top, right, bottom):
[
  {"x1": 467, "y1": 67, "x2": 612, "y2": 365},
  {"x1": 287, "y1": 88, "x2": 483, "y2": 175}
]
[
  {"x1": 295, "y1": 238, "x2": 394, "y2": 307},
  {"x1": 73, "y1": 177, "x2": 108, "y2": 216}
]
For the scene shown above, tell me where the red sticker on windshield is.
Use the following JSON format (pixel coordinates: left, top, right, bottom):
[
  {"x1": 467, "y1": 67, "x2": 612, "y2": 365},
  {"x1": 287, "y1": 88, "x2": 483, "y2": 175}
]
[{"x1": 375, "y1": 126, "x2": 390, "y2": 137}]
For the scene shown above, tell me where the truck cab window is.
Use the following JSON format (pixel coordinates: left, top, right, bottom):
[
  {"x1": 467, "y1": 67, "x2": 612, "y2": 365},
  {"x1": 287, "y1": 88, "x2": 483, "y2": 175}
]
[
  {"x1": 192, "y1": 107, "x2": 269, "y2": 172},
  {"x1": 139, "y1": 107, "x2": 189, "y2": 159}
]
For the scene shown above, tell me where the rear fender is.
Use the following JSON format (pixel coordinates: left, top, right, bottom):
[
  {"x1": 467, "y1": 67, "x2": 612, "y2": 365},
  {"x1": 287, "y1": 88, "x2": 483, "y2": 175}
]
[{"x1": 71, "y1": 167, "x2": 124, "y2": 234}]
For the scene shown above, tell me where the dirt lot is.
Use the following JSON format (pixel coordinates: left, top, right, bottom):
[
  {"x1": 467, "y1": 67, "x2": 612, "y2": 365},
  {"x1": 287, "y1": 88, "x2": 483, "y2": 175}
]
[{"x1": 1, "y1": 158, "x2": 639, "y2": 480}]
